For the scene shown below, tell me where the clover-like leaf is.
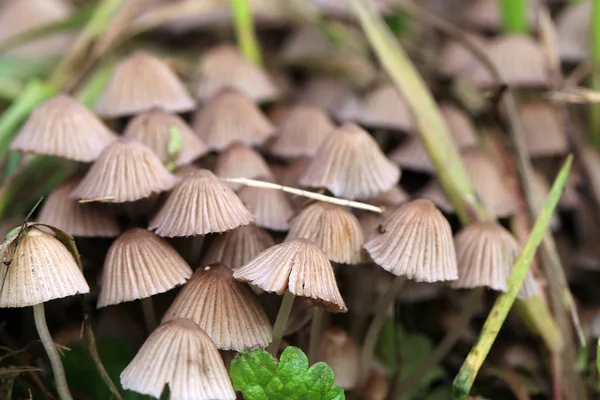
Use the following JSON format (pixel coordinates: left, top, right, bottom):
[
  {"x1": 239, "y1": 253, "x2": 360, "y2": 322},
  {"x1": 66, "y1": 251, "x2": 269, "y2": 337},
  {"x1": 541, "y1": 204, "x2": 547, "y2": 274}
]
[{"x1": 230, "y1": 346, "x2": 345, "y2": 400}]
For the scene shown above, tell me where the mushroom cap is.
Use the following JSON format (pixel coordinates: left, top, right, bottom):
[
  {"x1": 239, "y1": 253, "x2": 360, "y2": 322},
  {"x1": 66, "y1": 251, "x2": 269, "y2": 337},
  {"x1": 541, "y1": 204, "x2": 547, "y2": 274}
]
[
  {"x1": 10, "y1": 94, "x2": 117, "y2": 162},
  {"x1": 195, "y1": 45, "x2": 279, "y2": 102},
  {"x1": 299, "y1": 76, "x2": 353, "y2": 113},
  {"x1": 439, "y1": 33, "x2": 489, "y2": 77},
  {"x1": 37, "y1": 176, "x2": 120, "y2": 237},
  {"x1": 214, "y1": 143, "x2": 274, "y2": 191},
  {"x1": 557, "y1": 0, "x2": 591, "y2": 62},
  {"x1": 162, "y1": 263, "x2": 272, "y2": 350},
  {"x1": 192, "y1": 89, "x2": 275, "y2": 151},
  {"x1": 124, "y1": 108, "x2": 208, "y2": 166},
  {"x1": 238, "y1": 180, "x2": 295, "y2": 231},
  {"x1": 149, "y1": 169, "x2": 254, "y2": 237},
  {"x1": 439, "y1": 104, "x2": 479, "y2": 149},
  {"x1": 202, "y1": 224, "x2": 274, "y2": 269},
  {"x1": 357, "y1": 84, "x2": 415, "y2": 132},
  {"x1": 98, "y1": 228, "x2": 192, "y2": 307},
  {"x1": 416, "y1": 181, "x2": 454, "y2": 214},
  {"x1": 234, "y1": 239, "x2": 347, "y2": 312},
  {"x1": 120, "y1": 318, "x2": 235, "y2": 400},
  {"x1": 286, "y1": 202, "x2": 364, "y2": 264},
  {"x1": 364, "y1": 199, "x2": 458, "y2": 282},
  {"x1": 366, "y1": 186, "x2": 410, "y2": 208},
  {"x1": 518, "y1": 101, "x2": 567, "y2": 157},
  {"x1": 300, "y1": 123, "x2": 400, "y2": 200},
  {"x1": 0, "y1": 227, "x2": 90, "y2": 307},
  {"x1": 70, "y1": 138, "x2": 180, "y2": 203},
  {"x1": 317, "y1": 327, "x2": 359, "y2": 390},
  {"x1": 95, "y1": 51, "x2": 195, "y2": 117},
  {"x1": 389, "y1": 137, "x2": 435, "y2": 174}
]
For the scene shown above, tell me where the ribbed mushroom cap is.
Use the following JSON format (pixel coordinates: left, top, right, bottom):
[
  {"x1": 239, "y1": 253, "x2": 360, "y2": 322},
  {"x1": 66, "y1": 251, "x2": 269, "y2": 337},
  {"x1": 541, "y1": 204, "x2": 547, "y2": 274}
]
[
  {"x1": 95, "y1": 51, "x2": 195, "y2": 117},
  {"x1": 364, "y1": 199, "x2": 458, "y2": 282},
  {"x1": 462, "y1": 149, "x2": 515, "y2": 218},
  {"x1": 317, "y1": 327, "x2": 359, "y2": 390},
  {"x1": 389, "y1": 137, "x2": 435, "y2": 174},
  {"x1": 214, "y1": 143, "x2": 274, "y2": 191},
  {"x1": 367, "y1": 186, "x2": 410, "y2": 207},
  {"x1": 238, "y1": 180, "x2": 295, "y2": 231},
  {"x1": 149, "y1": 169, "x2": 254, "y2": 237},
  {"x1": 0, "y1": 0, "x2": 72, "y2": 58},
  {"x1": 10, "y1": 94, "x2": 117, "y2": 162},
  {"x1": 195, "y1": 45, "x2": 279, "y2": 102},
  {"x1": 162, "y1": 263, "x2": 271, "y2": 350},
  {"x1": 417, "y1": 181, "x2": 454, "y2": 214},
  {"x1": 234, "y1": 239, "x2": 347, "y2": 312},
  {"x1": 286, "y1": 202, "x2": 364, "y2": 264},
  {"x1": 358, "y1": 209, "x2": 391, "y2": 241},
  {"x1": 557, "y1": 1, "x2": 590, "y2": 62},
  {"x1": 0, "y1": 227, "x2": 90, "y2": 308},
  {"x1": 464, "y1": 0, "x2": 538, "y2": 32},
  {"x1": 470, "y1": 35, "x2": 548, "y2": 88},
  {"x1": 439, "y1": 104, "x2": 478, "y2": 149},
  {"x1": 71, "y1": 138, "x2": 179, "y2": 203},
  {"x1": 120, "y1": 318, "x2": 235, "y2": 400},
  {"x1": 333, "y1": 93, "x2": 363, "y2": 124},
  {"x1": 280, "y1": 27, "x2": 335, "y2": 62},
  {"x1": 357, "y1": 84, "x2": 415, "y2": 132},
  {"x1": 270, "y1": 105, "x2": 335, "y2": 159},
  {"x1": 202, "y1": 224, "x2": 274, "y2": 269},
  {"x1": 124, "y1": 108, "x2": 208, "y2": 166},
  {"x1": 451, "y1": 222, "x2": 518, "y2": 291},
  {"x1": 519, "y1": 101, "x2": 567, "y2": 157},
  {"x1": 299, "y1": 76, "x2": 353, "y2": 113},
  {"x1": 192, "y1": 89, "x2": 275, "y2": 151},
  {"x1": 300, "y1": 123, "x2": 400, "y2": 200},
  {"x1": 97, "y1": 228, "x2": 192, "y2": 307},
  {"x1": 439, "y1": 34, "x2": 488, "y2": 77},
  {"x1": 37, "y1": 177, "x2": 120, "y2": 238}
]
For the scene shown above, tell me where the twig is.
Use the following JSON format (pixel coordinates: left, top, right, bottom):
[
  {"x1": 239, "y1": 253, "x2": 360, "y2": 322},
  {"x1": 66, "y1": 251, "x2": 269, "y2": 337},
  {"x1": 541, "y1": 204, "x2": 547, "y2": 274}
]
[{"x1": 222, "y1": 178, "x2": 384, "y2": 213}]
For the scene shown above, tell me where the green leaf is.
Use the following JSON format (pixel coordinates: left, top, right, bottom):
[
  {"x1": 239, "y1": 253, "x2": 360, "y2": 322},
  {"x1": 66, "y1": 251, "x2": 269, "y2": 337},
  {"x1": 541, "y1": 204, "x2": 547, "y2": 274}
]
[{"x1": 230, "y1": 346, "x2": 345, "y2": 400}]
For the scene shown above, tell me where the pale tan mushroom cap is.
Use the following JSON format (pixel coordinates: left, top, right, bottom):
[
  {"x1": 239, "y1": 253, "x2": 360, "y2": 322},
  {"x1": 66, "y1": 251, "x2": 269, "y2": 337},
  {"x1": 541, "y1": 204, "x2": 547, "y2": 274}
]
[
  {"x1": 202, "y1": 224, "x2": 275, "y2": 269},
  {"x1": 234, "y1": 239, "x2": 347, "y2": 312},
  {"x1": 98, "y1": 228, "x2": 192, "y2": 307},
  {"x1": 214, "y1": 143, "x2": 274, "y2": 191},
  {"x1": 0, "y1": 228, "x2": 90, "y2": 307},
  {"x1": 317, "y1": 327, "x2": 359, "y2": 390},
  {"x1": 95, "y1": 51, "x2": 195, "y2": 117},
  {"x1": 557, "y1": 0, "x2": 591, "y2": 62},
  {"x1": 162, "y1": 263, "x2": 272, "y2": 350},
  {"x1": 10, "y1": 94, "x2": 117, "y2": 162},
  {"x1": 389, "y1": 137, "x2": 435, "y2": 174},
  {"x1": 120, "y1": 318, "x2": 235, "y2": 400},
  {"x1": 238, "y1": 182, "x2": 295, "y2": 231},
  {"x1": 364, "y1": 199, "x2": 458, "y2": 282},
  {"x1": 357, "y1": 84, "x2": 415, "y2": 132}
]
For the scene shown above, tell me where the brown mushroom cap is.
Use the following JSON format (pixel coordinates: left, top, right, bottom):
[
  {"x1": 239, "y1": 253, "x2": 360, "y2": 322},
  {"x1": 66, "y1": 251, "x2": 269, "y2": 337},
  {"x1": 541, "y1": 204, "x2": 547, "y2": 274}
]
[
  {"x1": 357, "y1": 83, "x2": 415, "y2": 132},
  {"x1": 202, "y1": 224, "x2": 275, "y2": 269},
  {"x1": 389, "y1": 137, "x2": 435, "y2": 174},
  {"x1": 238, "y1": 180, "x2": 295, "y2": 231},
  {"x1": 214, "y1": 143, "x2": 274, "y2": 191},
  {"x1": 317, "y1": 327, "x2": 360, "y2": 390}
]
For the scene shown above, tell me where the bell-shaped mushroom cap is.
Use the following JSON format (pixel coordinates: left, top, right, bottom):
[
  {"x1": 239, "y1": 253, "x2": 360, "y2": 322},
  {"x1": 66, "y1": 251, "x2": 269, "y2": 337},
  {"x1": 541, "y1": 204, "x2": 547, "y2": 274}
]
[
  {"x1": 451, "y1": 222, "x2": 518, "y2": 291},
  {"x1": 439, "y1": 34, "x2": 488, "y2": 77},
  {"x1": 439, "y1": 104, "x2": 478, "y2": 149},
  {"x1": 37, "y1": 177, "x2": 120, "y2": 238},
  {"x1": 518, "y1": 101, "x2": 567, "y2": 157},
  {"x1": 417, "y1": 181, "x2": 455, "y2": 214},
  {"x1": 280, "y1": 27, "x2": 335, "y2": 62},
  {"x1": 364, "y1": 199, "x2": 458, "y2": 282},
  {"x1": 192, "y1": 89, "x2": 275, "y2": 151},
  {"x1": 95, "y1": 51, "x2": 195, "y2": 118},
  {"x1": 389, "y1": 137, "x2": 435, "y2": 174},
  {"x1": 464, "y1": 0, "x2": 539, "y2": 32},
  {"x1": 234, "y1": 239, "x2": 347, "y2": 312},
  {"x1": 357, "y1": 84, "x2": 415, "y2": 132},
  {"x1": 214, "y1": 143, "x2": 274, "y2": 191},
  {"x1": 149, "y1": 169, "x2": 254, "y2": 237},
  {"x1": 0, "y1": 0, "x2": 72, "y2": 58},
  {"x1": 162, "y1": 263, "x2": 272, "y2": 350},
  {"x1": 286, "y1": 202, "x2": 364, "y2": 264},
  {"x1": 71, "y1": 138, "x2": 179, "y2": 203},
  {"x1": 123, "y1": 108, "x2": 208, "y2": 167},
  {"x1": 367, "y1": 186, "x2": 410, "y2": 207},
  {"x1": 202, "y1": 224, "x2": 274, "y2": 269},
  {"x1": 300, "y1": 123, "x2": 400, "y2": 200},
  {"x1": 195, "y1": 45, "x2": 279, "y2": 102},
  {"x1": 299, "y1": 76, "x2": 353, "y2": 113},
  {"x1": 557, "y1": 1, "x2": 591, "y2": 62},
  {"x1": 270, "y1": 105, "x2": 335, "y2": 159},
  {"x1": 0, "y1": 227, "x2": 90, "y2": 308},
  {"x1": 317, "y1": 327, "x2": 359, "y2": 390},
  {"x1": 306, "y1": 0, "x2": 391, "y2": 19},
  {"x1": 10, "y1": 94, "x2": 117, "y2": 162},
  {"x1": 120, "y1": 318, "x2": 235, "y2": 400},
  {"x1": 97, "y1": 228, "x2": 192, "y2": 307},
  {"x1": 462, "y1": 148, "x2": 515, "y2": 218},
  {"x1": 238, "y1": 180, "x2": 295, "y2": 231},
  {"x1": 470, "y1": 35, "x2": 548, "y2": 88}
]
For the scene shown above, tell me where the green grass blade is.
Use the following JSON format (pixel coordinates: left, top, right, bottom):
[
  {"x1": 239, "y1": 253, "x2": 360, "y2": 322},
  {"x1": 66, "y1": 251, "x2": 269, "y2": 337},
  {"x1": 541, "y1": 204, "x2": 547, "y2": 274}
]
[
  {"x1": 230, "y1": 0, "x2": 262, "y2": 65},
  {"x1": 452, "y1": 155, "x2": 573, "y2": 399}
]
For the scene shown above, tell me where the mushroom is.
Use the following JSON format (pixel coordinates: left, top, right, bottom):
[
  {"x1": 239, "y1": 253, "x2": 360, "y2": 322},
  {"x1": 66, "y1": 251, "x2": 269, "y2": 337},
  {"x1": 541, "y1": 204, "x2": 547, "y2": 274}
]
[
  {"x1": 214, "y1": 143, "x2": 274, "y2": 191},
  {"x1": 238, "y1": 177, "x2": 295, "y2": 231},
  {"x1": 201, "y1": 224, "x2": 274, "y2": 269}
]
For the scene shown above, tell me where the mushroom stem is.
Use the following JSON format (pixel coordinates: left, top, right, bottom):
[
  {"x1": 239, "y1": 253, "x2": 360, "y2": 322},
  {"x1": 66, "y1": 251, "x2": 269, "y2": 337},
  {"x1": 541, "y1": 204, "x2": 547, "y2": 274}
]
[
  {"x1": 33, "y1": 303, "x2": 73, "y2": 400},
  {"x1": 141, "y1": 297, "x2": 157, "y2": 333},
  {"x1": 267, "y1": 291, "x2": 295, "y2": 356},
  {"x1": 360, "y1": 275, "x2": 406, "y2": 385},
  {"x1": 308, "y1": 307, "x2": 324, "y2": 364},
  {"x1": 222, "y1": 178, "x2": 384, "y2": 214}
]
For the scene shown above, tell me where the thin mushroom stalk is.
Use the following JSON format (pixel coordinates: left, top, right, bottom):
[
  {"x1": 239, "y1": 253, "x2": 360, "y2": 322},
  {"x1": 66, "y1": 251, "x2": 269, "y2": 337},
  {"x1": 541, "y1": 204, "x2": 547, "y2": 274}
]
[
  {"x1": 267, "y1": 291, "x2": 296, "y2": 356},
  {"x1": 33, "y1": 303, "x2": 73, "y2": 400}
]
